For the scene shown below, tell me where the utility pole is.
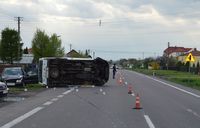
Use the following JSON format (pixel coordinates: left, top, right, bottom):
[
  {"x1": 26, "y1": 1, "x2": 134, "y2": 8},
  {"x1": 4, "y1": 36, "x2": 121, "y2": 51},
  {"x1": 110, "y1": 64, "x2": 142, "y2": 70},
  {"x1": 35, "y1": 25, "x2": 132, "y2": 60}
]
[
  {"x1": 167, "y1": 42, "x2": 170, "y2": 70},
  {"x1": 69, "y1": 44, "x2": 72, "y2": 51},
  {"x1": 93, "y1": 52, "x2": 95, "y2": 59},
  {"x1": 99, "y1": 20, "x2": 101, "y2": 26},
  {"x1": 14, "y1": 17, "x2": 23, "y2": 37},
  {"x1": 14, "y1": 17, "x2": 23, "y2": 61}
]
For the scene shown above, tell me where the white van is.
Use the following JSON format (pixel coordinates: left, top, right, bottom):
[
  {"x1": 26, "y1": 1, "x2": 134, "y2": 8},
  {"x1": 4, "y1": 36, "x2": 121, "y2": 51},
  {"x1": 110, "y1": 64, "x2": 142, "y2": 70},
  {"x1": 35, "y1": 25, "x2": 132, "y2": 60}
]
[{"x1": 38, "y1": 57, "x2": 109, "y2": 87}]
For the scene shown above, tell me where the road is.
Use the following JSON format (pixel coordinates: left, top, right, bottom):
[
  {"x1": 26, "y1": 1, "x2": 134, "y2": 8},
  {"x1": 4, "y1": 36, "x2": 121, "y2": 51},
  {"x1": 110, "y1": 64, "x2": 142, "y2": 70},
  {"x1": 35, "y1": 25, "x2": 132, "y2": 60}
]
[{"x1": 0, "y1": 70, "x2": 200, "y2": 128}]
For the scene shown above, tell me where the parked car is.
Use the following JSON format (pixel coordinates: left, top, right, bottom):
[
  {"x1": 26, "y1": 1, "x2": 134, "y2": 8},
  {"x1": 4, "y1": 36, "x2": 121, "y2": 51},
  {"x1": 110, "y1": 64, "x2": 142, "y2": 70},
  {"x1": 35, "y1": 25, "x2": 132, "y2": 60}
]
[
  {"x1": 1, "y1": 67, "x2": 27, "y2": 86},
  {"x1": 26, "y1": 69, "x2": 38, "y2": 84},
  {"x1": 0, "y1": 81, "x2": 8, "y2": 97}
]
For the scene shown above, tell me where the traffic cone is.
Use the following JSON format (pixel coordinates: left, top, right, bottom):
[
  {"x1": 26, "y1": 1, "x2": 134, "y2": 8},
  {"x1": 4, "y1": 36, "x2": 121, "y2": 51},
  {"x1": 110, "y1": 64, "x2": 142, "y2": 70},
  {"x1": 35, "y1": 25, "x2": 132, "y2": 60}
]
[
  {"x1": 119, "y1": 78, "x2": 123, "y2": 84},
  {"x1": 118, "y1": 77, "x2": 123, "y2": 85},
  {"x1": 128, "y1": 85, "x2": 132, "y2": 94},
  {"x1": 134, "y1": 94, "x2": 142, "y2": 109}
]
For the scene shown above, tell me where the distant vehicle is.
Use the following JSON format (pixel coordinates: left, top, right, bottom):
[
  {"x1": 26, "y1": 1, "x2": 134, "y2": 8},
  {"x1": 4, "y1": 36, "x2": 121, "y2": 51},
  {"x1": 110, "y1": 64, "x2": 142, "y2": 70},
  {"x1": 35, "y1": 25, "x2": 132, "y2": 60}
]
[
  {"x1": 26, "y1": 69, "x2": 38, "y2": 84},
  {"x1": 0, "y1": 81, "x2": 8, "y2": 97},
  {"x1": 1, "y1": 67, "x2": 27, "y2": 86},
  {"x1": 39, "y1": 57, "x2": 109, "y2": 87}
]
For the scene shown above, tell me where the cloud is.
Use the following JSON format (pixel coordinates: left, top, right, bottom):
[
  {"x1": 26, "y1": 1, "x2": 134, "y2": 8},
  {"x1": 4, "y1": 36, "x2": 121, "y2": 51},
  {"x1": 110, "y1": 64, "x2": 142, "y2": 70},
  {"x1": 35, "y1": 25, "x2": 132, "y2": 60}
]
[{"x1": 0, "y1": 0, "x2": 200, "y2": 60}]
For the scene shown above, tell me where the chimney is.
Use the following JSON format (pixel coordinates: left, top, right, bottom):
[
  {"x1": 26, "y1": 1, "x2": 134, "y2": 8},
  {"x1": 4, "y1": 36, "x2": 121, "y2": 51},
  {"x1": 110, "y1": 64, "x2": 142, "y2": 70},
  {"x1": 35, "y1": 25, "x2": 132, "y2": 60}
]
[{"x1": 168, "y1": 42, "x2": 170, "y2": 48}]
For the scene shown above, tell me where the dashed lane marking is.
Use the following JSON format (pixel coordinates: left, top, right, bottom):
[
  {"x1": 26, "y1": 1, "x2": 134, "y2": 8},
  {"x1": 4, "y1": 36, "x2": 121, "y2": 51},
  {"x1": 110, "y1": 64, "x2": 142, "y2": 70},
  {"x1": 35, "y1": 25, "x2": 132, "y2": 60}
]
[
  {"x1": 187, "y1": 109, "x2": 200, "y2": 119},
  {"x1": 43, "y1": 101, "x2": 53, "y2": 106},
  {"x1": 57, "y1": 95, "x2": 64, "y2": 98},
  {"x1": 0, "y1": 88, "x2": 75, "y2": 128},
  {"x1": 62, "y1": 90, "x2": 73, "y2": 95},
  {"x1": 51, "y1": 98, "x2": 58, "y2": 102},
  {"x1": 144, "y1": 115, "x2": 155, "y2": 128},
  {"x1": 0, "y1": 107, "x2": 44, "y2": 128}
]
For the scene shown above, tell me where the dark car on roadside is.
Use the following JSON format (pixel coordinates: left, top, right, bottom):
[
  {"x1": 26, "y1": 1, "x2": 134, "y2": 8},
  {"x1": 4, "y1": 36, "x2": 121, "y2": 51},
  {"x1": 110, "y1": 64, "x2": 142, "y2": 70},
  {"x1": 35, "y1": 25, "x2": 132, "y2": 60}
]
[
  {"x1": 0, "y1": 81, "x2": 8, "y2": 97},
  {"x1": 26, "y1": 69, "x2": 38, "y2": 84},
  {"x1": 1, "y1": 67, "x2": 27, "y2": 87}
]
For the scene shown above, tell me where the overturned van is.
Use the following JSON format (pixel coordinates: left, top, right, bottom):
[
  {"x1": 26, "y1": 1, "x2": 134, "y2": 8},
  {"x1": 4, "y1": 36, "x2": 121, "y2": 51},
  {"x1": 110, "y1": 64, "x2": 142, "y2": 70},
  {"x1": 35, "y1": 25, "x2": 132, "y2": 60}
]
[{"x1": 38, "y1": 57, "x2": 109, "y2": 87}]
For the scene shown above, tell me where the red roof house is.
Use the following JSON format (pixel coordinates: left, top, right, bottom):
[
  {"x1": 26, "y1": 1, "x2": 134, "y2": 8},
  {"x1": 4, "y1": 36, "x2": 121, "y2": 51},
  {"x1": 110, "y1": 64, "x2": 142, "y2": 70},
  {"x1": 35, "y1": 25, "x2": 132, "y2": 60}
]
[{"x1": 164, "y1": 46, "x2": 193, "y2": 57}]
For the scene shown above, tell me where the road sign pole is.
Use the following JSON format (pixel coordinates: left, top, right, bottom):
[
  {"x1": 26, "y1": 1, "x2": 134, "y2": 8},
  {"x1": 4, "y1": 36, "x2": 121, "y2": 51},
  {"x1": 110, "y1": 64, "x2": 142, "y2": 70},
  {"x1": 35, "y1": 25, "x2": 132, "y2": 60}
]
[{"x1": 188, "y1": 62, "x2": 190, "y2": 73}]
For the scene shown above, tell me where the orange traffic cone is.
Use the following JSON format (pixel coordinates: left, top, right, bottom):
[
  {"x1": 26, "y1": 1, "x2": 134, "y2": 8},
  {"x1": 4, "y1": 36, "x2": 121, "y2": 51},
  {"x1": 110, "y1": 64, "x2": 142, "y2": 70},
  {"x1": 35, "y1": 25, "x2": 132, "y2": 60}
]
[
  {"x1": 128, "y1": 85, "x2": 132, "y2": 94},
  {"x1": 134, "y1": 94, "x2": 142, "y2": 109},
  {"x1": 118, "y1": 77, "x2": 123, "y2": 85}
]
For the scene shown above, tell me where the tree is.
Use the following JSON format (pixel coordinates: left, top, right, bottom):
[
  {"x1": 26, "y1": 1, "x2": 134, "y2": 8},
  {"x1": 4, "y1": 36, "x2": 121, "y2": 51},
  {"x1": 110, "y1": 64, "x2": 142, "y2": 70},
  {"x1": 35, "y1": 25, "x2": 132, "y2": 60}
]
[
  {"x1": 0, "y1": 28, "x2": 23, "y2": 64},
  {"x1": 176, "y1": 61, "x2": 184, "y2": 71},
  {"x1": 32, "y1": 29, "x2": 65, "y2": 62},
  {"x1": 119, "y1": 59, "x2": 128, "y2": 67},
  {"x1": 143, "y1": 57, "x2": 154, "y2": 69},
  {"x1": 49, "y1": 34, "x2": 65, "y2": 57},
  {"x1": 192, "y1": 63, "x2": 195, "y2": 68},
  {"x1": 156, "y1": 56, "x2": 167, "y2": 68},
  {"x1": 108, "y1": 60, "x2": 113, "y2": 65},
  {"x1": 23, "y1": 47, "x2": 29, "y2": 54},
  {"x1": 197, "y1": 61, "x2": 200, "y2": 68}
]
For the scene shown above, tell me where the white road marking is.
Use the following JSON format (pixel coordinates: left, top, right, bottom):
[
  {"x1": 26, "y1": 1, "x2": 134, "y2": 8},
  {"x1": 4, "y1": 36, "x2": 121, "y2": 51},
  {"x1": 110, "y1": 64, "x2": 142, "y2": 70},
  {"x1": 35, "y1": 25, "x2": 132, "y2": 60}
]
[
  {"x1": 144, "y1": 115, "x2": 155, "y2": 128},
  {"x1": 103, "y1": 92, "x2": 106, "y2": 95},
  {"x1": 57, "y1": 95, "x2": 64, "y2": 98},
  {"x1": 43, "y1": 101, "x2": 53, "y2": 106},
  {"x1": 187, "y1": 109, "x2": 200, "y2": 118},
  {"x1": 134, "y1": 72, "x2": 200, "y2": 98},
  {"x1": 51, "y1": 98, "x2": 58, "y2": 102},
  {"x1": 0, "y1": 88, "x2": 75, "y2": 128},
  {"x1": 149, "y1": 77, "x2": 200, "y2": 98},
  {"x1": 1, "y1": 107, "x2": 43, "y2": 128},
  {"x1": 62, "y1": 90, "x2": 72, "y2": 95}
]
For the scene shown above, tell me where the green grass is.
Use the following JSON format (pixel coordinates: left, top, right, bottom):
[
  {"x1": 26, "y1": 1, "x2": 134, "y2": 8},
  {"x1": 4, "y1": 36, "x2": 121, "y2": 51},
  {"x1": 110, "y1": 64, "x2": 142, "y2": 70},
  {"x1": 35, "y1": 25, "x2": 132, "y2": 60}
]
[
  {"x1": 8, "y1": 84, "x2": 44, "y2": 94},
  {"x1": 133, "y1": 69, "x2": 200, "y2": 90}
]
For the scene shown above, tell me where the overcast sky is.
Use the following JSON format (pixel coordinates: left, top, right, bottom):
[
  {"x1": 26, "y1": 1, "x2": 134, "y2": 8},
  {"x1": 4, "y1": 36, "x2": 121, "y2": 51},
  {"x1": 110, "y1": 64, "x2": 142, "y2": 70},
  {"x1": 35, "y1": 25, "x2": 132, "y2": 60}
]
[{"x1": 0, "y1": 0, "x2": 200, "y2": 60}]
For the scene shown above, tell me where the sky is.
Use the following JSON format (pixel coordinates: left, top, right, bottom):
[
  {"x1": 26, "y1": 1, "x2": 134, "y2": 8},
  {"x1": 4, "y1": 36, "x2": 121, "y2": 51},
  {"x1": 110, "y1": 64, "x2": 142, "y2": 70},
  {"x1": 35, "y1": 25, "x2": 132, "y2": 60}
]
[{"x1": 0, "y1": 0, "x2": 200, "y2": 60}]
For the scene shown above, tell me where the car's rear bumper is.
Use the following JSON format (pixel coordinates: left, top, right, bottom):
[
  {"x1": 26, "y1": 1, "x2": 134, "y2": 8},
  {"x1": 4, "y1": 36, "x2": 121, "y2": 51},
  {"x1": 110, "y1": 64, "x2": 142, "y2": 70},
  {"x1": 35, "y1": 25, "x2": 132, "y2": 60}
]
[
  {"x1": 0, "y1": 89, "x2": 8, "y2": 96},
  {"x1": 6, "y1": 82, "x2": 23, "y2": 86}
]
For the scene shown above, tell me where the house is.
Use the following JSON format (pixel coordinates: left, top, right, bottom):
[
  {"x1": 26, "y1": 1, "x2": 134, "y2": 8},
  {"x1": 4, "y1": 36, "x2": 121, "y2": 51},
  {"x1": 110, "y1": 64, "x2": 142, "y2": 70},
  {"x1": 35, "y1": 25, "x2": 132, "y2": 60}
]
[
  {"x1": 28, "y1": 48, "x2": 33, "y2": 54},
  {"x1": 65, "y1": 49, "x2": 82, "y2": 58},
  {"x1": 15, "y1": 54, "x2": 34, "y2": 64},
  {"x1": 0, "y1": 54, "x2": 34, "y2": 64},
  {"x1": 163, "y1": 46, "x2": 193, "y2": 57},
  {"x1": 177, "y1": 49, "x2": 200, "y2": 66},
  {"x1": 65, "y1": 49, "x2": 92, "y2": 58}
]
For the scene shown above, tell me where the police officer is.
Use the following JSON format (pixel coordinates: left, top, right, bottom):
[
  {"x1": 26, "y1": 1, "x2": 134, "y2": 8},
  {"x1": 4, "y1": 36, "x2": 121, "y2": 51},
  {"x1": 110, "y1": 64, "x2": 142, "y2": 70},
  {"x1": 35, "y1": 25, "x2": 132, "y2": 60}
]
[{"x1": 113, "y1": 64, "x2": 117, "y2": 79}]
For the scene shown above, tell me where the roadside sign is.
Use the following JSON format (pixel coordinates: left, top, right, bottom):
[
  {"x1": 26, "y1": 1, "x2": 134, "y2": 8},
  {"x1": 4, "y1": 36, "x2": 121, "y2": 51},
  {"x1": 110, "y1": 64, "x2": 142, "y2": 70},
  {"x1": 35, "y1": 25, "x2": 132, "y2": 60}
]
[{"x1": 185, "y1": 53, "x2": 195, "y2": 62}]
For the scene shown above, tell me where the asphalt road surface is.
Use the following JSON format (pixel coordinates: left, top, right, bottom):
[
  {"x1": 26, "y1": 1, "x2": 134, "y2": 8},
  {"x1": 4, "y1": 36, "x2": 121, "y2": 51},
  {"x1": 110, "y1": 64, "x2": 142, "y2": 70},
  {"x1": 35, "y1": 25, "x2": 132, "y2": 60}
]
[{"x1": 0, "y1": 69, "x2": 200, "y2": 128}]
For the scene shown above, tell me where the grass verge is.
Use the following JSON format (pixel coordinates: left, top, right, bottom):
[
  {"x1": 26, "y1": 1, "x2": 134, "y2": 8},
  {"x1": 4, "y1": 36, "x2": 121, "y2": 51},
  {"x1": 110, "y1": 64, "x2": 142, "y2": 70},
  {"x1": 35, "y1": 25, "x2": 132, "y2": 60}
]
[
  {"x1": 8, "y1": 84, "x2": 44, "y2": 94},
  {"x1": 133, "y1": 69, "x2": 200, "y2": 91}
]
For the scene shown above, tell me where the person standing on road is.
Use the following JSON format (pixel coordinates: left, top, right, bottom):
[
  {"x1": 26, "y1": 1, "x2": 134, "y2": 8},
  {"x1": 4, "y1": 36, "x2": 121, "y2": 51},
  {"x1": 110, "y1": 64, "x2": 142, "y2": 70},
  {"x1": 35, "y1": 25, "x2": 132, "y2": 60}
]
[{"x1": 112, "y1": 64, "x2": 117, "y2": 79}]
